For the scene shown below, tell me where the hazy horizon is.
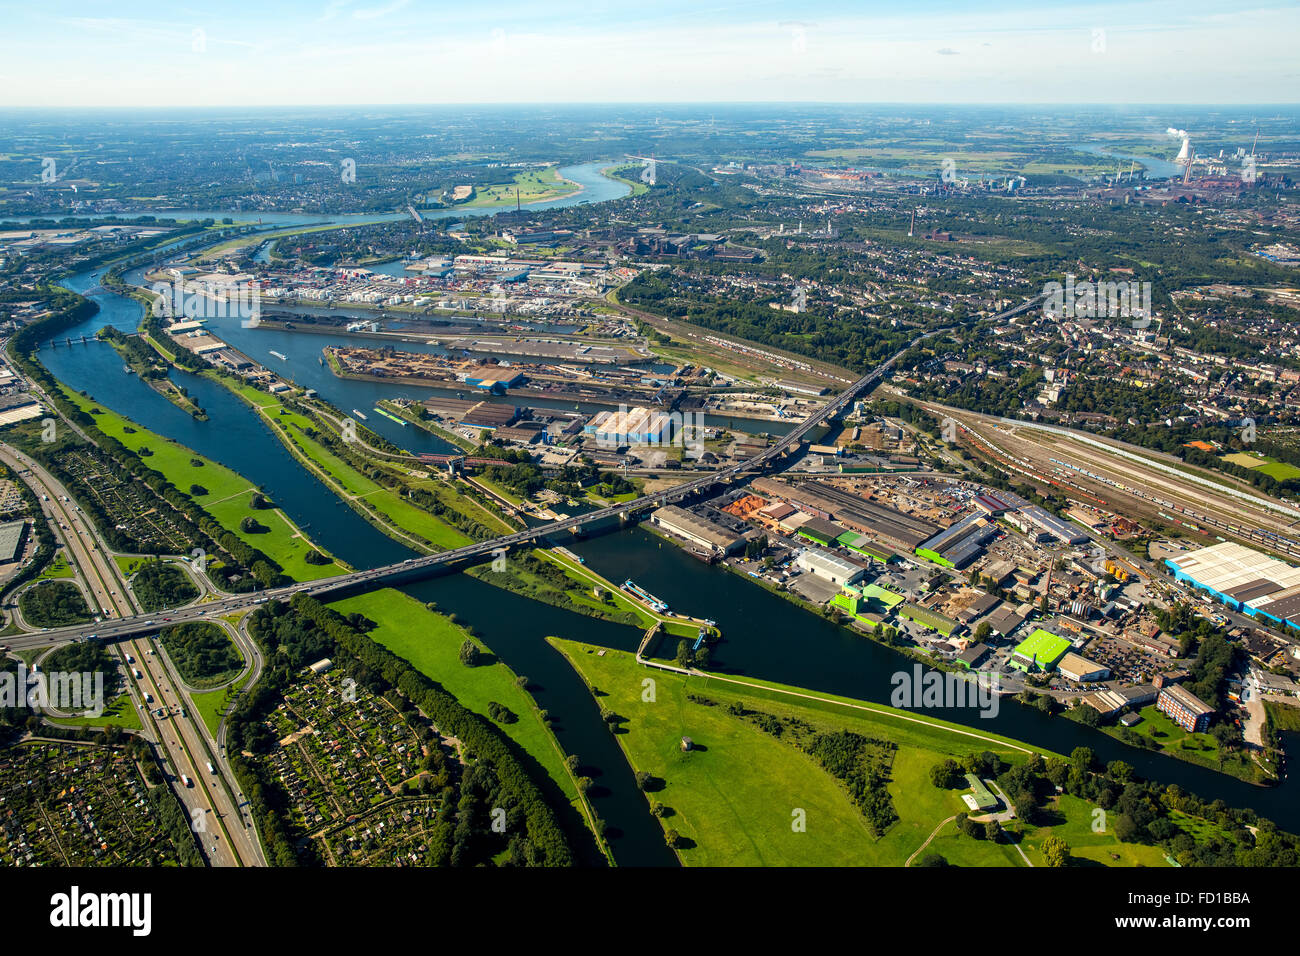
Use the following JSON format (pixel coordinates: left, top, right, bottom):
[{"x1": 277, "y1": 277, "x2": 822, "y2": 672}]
[{"x1": 4, "y1": 0, "x2": 1297, "y2": 108}]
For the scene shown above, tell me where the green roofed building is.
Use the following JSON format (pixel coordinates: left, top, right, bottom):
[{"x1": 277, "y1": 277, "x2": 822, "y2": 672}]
[
  {"x1": 898, "y1": 603, "x2": 958, "y2": 637},
  {"x1": 1010, "y1": 628, "x2": 1072, "y2": 673},
  {"x1": 964, "y1": 774, "x2": 999, "y2": 812},
  {"x1": 836, "y1": 531, "x2": 897, "y2": 563},
  {"x1": 798, "y1": 517, "x2": 846, "y2": 547},
  {"x1": 830, "y1": 582, "x2": 905, "y2": 630}
]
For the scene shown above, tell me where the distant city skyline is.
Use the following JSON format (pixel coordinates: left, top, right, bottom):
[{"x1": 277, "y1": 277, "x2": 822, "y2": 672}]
[{"x1": 2, "y1": 0, "x2": 1297, "y2": 108}]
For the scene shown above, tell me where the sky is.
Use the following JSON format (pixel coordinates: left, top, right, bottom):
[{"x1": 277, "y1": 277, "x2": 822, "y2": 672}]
[{"x1": 2, "y1": 0, "x2": 1297, "y2": 108}]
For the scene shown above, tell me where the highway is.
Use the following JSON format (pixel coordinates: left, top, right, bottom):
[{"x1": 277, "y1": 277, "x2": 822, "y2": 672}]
[{"x1": 0, "y1": 444, "x2": 264, "y2": 866}]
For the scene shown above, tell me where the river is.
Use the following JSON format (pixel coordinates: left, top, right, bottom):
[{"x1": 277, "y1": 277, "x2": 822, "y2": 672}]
[{"x1": 35, "y1": 163, "x2": 1299, "y2": 866}]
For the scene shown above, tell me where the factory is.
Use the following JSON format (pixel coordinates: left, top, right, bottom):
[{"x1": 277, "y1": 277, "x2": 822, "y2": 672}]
[
  {"x1": 422, "y1": 396, "x2": 519, "y2": 430},
  {"x1": 750, "y1": 478, "x2": 938, "y2": 552},
  {"x1": 1009, "y1": 628, "x2": 1073, "y2": 673},
  {"x1": 1166, "y1": 541, "x2": 1300, "y2": 626},
  {"x1": 914, "y1": 512, "x2": 1000, "y2": 569},
  {"x1": 795, "y1": 547, "x2": 867, "y2": 586},
  {"x1": 586, "y1": 406, "x2": 673, "y2": 446},
  {"x1": 830, "y1": 581, "x2": 905, "y2": 629},
  {"x1": 651, "y1": 505, "x2": 747, "y2": 555},
  {"x1": 1007, "y1": 505, "x2": 1090, "y2": 545}
]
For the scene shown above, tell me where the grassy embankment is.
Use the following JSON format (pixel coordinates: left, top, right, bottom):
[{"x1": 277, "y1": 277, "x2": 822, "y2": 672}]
[
  {"x1": 376, "y1": 400, "x2": 476, "y2": 452},
  {"x1": 212, "y1": 377, "x2": 478, "y2": 552},
  {"x1": 59, "y1": 388, "x2": 346, "y2": 582},
  {"x1": 602, "y1": 164, "x2": 650, "y2": 197},
  {"x1": 38, "y1": 555, "x2": 74, "y2": 580},
  {"x1": 45, "y1": 693, "x2": 143, "y2": 731},
  {"x1": 540, "y1": 549, "x2": 713, "y2": 639},
  {"x1": 552, "y1": 640, "x2": 1169, "y2": 867},
  {"x1": 97, "y1": 326, "x2": 207, "y2": 420}
]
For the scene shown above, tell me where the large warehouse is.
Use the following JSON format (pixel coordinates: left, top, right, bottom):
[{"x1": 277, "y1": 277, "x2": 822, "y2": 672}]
[
  {"x1": 586, "y1": 407, "x2": 673, "y2": 446},
  {"x1": 1166, "y1": 542, "x2": 1300, "y2": 626},
  {"x1": 651, "y1": 505, "x2": 746, "y2": 554},
  {"x1": 0, "y1": 520, "x2": 26, "y2": 563},
  {"x1": 914, "y1": 513, "x2": 999, "y2": 569},
  {"x1": 750, "y1": 477, "x2": 937, "y2": 551},
  {"x1": 796, "y1": 547, "x2": 866, "y2": 586},
  {"x1": 1010, "y1": 628, "x2": 1073, "y2": 673}
]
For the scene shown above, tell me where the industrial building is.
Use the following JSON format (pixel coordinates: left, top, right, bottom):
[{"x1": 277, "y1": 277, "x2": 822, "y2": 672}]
[
  {"x1": 1010, "y1": 628, "x2": 1072, "y2": 673},
  {"x1": 972, "y1": 490, "x2": 1023, "y2": 515},
  {"x1": 1156, "y1": 683, "x2": 1214, "y2": 733},
  {"x1": 984, "y1": 605, "x2": 1025, "y2": 638},
  {"x1": 914, "y1": 513, "x2": 999, "y2": 569},
  {"x1": 1056, "y1": 652, "x2": 1110, "y2": 683},
  {"x1": 836, "y1": 531, "x2": 897, "y2": 563},
  {"x1": 796, "y1": 517, "x2": 848, "y2": 547},
  {"x1": 457, "y1": 368, "x2": 526, "y2": 392},
  {"x1": 751, "y1": 477, "x2": 937, "y2": 551},
  {"x1": 0, "y1": 520, "x2": 25, "y2": 563},
  {"x1": 1165, "y1": 542, "x2": 1300, "y2": 628},
  {"x1": 422, "y1": 396, "x2": 519, "y2": 430},
  {"x1": 1012, "y1": 505, "x2": 1090, "y2": 545},
  {"x1": 898, "y1": 603, "x2": 959, "y2": 637},
  {"x1": 651, "y1": 505, "x2": 746, "y2": 554},
  {"x1": 586, "y1": 407, "x2": 673, "y2": 446},
  {"x1": 795, "y1": 547, "x2": 866, "y2": 586},
  {"x1": 830, "y1": 582, "x2": 905, "y2": 628}
]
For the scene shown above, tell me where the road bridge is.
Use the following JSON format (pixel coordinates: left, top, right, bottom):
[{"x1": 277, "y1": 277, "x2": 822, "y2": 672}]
[{"x1": 10, "y1": 296, "x2": 1042, "y2": 652}]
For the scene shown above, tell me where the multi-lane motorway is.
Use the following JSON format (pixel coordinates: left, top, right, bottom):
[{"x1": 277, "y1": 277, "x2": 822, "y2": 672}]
[
  {"x1": 0, "y1": 443, "x2": 264, "y2": 866},
  {"x1": 0, "y1": 292, "x2": 1040, "y2": 868}
]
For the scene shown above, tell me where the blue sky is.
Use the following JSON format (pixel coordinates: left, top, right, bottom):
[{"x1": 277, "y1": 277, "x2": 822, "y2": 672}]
[{"x1": 3, "y1": 0, "x2": 1296, "y2": 107}]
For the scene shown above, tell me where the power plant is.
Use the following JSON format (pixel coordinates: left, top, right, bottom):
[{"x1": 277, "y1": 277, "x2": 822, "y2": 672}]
[{"x1": 1169, "y1": 127, "x2": 1194, "y2": 184}]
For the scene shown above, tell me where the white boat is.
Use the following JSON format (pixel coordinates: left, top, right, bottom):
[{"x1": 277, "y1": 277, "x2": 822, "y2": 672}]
[
  {"x1": 352, "y1": 409, "x2": 368, "y2": 420},
  {"x1": 270, "y1": 350, "x2": 288, "y2": 361}
]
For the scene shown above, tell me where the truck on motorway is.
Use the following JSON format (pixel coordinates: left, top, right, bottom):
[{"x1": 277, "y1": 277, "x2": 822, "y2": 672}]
[
  {"x1": 132, "y1": 669, "x2": 142, "y2": 679},
  {"x1": 206, "y1": 762, "x2": 215, "y2": 774},
  {"x1": 144, "y1": 692, "x2": 153, "y2": 703},
  {"x1": 181, "y1": 774, "x2": 192, "y2": 788}
]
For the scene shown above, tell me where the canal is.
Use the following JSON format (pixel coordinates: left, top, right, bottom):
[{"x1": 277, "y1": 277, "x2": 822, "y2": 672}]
[{"x1": 33, "y1": 166, "x2": 1299, "y2": 865}]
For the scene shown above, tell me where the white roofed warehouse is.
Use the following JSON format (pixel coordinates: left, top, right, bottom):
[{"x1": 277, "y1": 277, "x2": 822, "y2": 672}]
[
  {"x1": 795, "y1": 547, "x2": 866, "y2": 586},
  {"x1": 1166, "y1": 542, "x2": 1300, "y2": 627}
]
